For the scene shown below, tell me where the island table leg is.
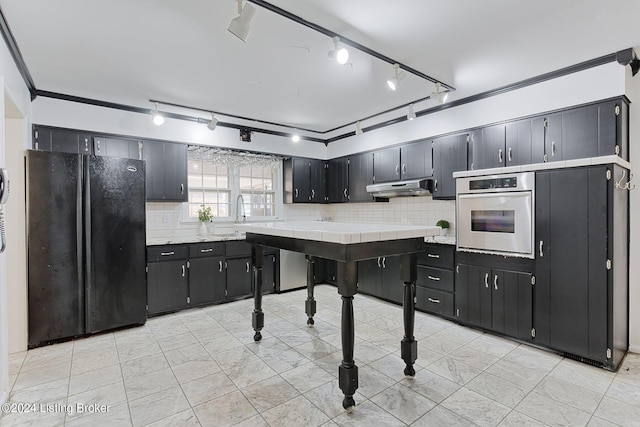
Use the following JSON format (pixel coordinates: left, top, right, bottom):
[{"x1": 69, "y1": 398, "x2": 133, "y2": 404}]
[
  {"x1": 252, "y1": 244, "x2": 265, "y2": 342},
  {"x1": 400, "y1": 253, "x2": 418, "y2": 376},
  {"x1": 305, "y1": 255, "x2": 316, "y2": 326},
  {"x1": 337, "y1": 260, "x2": 358, "y2": 410}
]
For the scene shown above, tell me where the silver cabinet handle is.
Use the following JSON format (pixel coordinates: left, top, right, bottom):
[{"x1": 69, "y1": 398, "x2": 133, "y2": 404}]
[
  {"x1": 84, "y1": 138, "x2": 89, "y2": 152},
  {"x1": 180, "y1": 184, "x2": 184, "y2": 194},
  {"x1": 311, "y1": 189, "x2": 315, "y2": 199},
  {"x1": 498, "y1": 148, "x2": 503, "y2": 163},
  {"x1": 294, "y1": 189, "x2": 299, "y2": 198},
  {"x1": 434, "y1": 180, "x2": 438, "y2": 192},
  {"x1": 428, "y1": 298, "x2": 441, "y2": 304},
  {"x1": 219, "y1": 260, "x2": 223, "y2": 272},
  {"x1": 160, "y1": 251, "x2": 175, "y2": 256},
  {"x1": 96, "y1": 140, "x2": 101, "y2": 153},
  {"x1": 494, "y1": 274, "x2": 498, "y2": 290},
  {"x1": 200, "y1": 248, "x2": 213, "y2": 253},
  {"x1": 539, "y1": 240, "x2": 544, "y2": 257},
  {"x1": 395, "y1": 164, "x2": 400, "y2": 175},
  {"x1": 402, "y1": 164, "x2": 406, "y2": 175},
  {"x1": 225, "y1": 261, "x2": 228, "y2": 269},
  {"x1": 427, "y1": 253, "x2": 440, "y2": 258},
  {"x1": 181, "y1": 264, "x2": 185, "y2": 277},
  {"x1": 551, "y1": 141, "x2": 556, "y2": 157},
  {"x1": 508, "y1": 147, "x2": 512, "y2": 162},
  {"x1": 484, "y1": 273, "x2": 489, "y2": 288},
  {"x1": 246, "y1": 261, "x2": 250, "y2": 272},
  {"x1": 382, "y1": 257, "x2": 386, "y2": 268},
  {"x1": 343, "y1": 188, "x2": 348, "y2": 198},
  {"x1": 377, "y1": 257, "x2": 381, "y2": 268},
  {"x1": 428, "y1": 275, "x2": 440, "y2": 281}
]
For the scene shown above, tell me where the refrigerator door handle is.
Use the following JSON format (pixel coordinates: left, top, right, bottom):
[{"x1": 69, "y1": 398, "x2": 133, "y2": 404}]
[{"x1": 83, "y1": 155, "x2": 91, "y2": 332}]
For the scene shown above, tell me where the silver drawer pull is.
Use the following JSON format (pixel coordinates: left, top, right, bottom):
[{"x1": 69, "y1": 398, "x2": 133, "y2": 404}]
[
  {"x1": 498, "y1": 148, "x2": 503, "y2": 163},
  {"x1": 485, "y1": 273, "x2": 489, "y2": 288},
  {"x1": 428, "y1": 275, "x2": 441, "y2": 281},
  {"x1": 539, "y1": 240, "x2": 544, "y2": 257},
  {"x1": 246, "y1": 261, "x2": 250, "y2": 272},
  {"x1": 428, "y1": 298, "x2": 441, "y2": 304},
  {"x1": 295, "y1": 188, "x2": 299, "y2": 198},
  {"x1": 200, "y1": 248, "x2": 213, "y2": 253},
  {"x1": 219, "y1": 260, "x2": 223, "y2": 272},
  {"x1": 181, "y1": 265, "x2": 185, "y2": 277},
  {"x1": 160, "y1": 251, "x2": 175, "y2": 256},
  {"x1": 494, "y1": 274, "x2": 498, "y2": 290},
  {"x1": 427, "y1": 254, "x2": 440, "y2": 258}
]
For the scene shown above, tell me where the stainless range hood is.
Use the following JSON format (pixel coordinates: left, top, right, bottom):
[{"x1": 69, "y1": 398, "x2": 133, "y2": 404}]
[{"x1": 366, "y1": 178, "x2": 435, "y2": 198}]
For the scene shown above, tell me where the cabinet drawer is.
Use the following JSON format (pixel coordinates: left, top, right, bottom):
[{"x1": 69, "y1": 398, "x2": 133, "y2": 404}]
[
  {"x1": 147, "y1": 245, "x2": 188, "y2": 262},
  {"x1": 417, "y1": 266, "x2": 454, "y2": 292},
  {"x1": 418, "y1": 244, "x2": 454, "y2": 269},
  {"x1": 415, "y1": 286, "x2": 454, "y2": 316},
  {"x1": 189, "y1": 242, "x2": 225, "y2": 258},
  {"x1": 225, "y1": 241, "x2": 252, "y2": 257}
]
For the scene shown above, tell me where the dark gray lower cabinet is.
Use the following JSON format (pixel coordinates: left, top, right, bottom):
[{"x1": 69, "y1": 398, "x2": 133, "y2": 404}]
[
  {"x1": 415, "y1": 244, "x2": 455, "y2": 317},
  {"x1": 147, "y1": 259, "x2": 189, "y2": 315},
  {"x1": 535, "y1": 165, "x2": 628, "y2": 369},
  {"x1": 357, "y1": 256, "x2": 402, "y2": 303},
  {"x1": 262, "y1": 252, "x2": 278, "y2": 292},
  {"x1": 226, "y1": 258, "x2": 252, "y2": 298},
  {"x1": 189, "y1": 256, "x2": 226, "y2": 304}
]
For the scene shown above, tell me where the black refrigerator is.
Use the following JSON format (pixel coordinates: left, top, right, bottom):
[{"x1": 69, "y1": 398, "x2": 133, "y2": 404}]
[{"x1": 26, "y1": 150, "x2": 147, "y2": 348}]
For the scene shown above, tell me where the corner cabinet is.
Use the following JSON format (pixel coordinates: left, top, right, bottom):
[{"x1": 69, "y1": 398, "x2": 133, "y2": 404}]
[
  {"x1": 143, "y1": 140, "x2": 188, "y2": 202},
  {"x1": 283, "y1": 157, "x2": 327, "y2": 203},
  {"x1": 535, "y1": 165, "x2": 628, "y2": 370}
]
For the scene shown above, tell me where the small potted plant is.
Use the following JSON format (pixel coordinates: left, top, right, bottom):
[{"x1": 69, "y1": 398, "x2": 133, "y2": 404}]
[
  {"x1": 436, "y1": 219, "x2": 450, "y2": 236},
  {"x1": 197, "y1": 205, "x2": 213, "y2": 236}
]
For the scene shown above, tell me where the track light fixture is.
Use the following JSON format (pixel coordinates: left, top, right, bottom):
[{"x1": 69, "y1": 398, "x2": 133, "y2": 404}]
[
  {"x1": 207, "y1": 113, "x2": 218, "y2": 131},
  {"x1": 228, "y1": 0, "x2": 256, "y2": 42},
  {"x1": 407, "y1": 104, "x2": 416, "y2": 121},
  {"x1": 430, "y1": 82, "x2": 448, "y2": 104},
  {"x1": 151, "y1": 103, "x2": 164, "y2": 126},
  {"x1": 386, "y1": 64, "x2": 406, "y2": 91},
  {"x1": 328, "y1": 36, "x2": 349, "y2": 65},
  {"x1": 355, "y1": 121, "x2": 363, "y2": 135}
]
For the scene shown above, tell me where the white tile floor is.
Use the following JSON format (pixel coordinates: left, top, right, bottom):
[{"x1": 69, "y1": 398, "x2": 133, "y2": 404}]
[{"x1": 2, "y1": 284, "x2": 640, "y2": 426}]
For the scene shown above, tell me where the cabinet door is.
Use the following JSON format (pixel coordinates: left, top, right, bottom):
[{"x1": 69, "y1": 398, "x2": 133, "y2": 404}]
[
  {"x1": 143, "y1": 141, "x2": 166, "y2": 201},
  {"x1": 531, "y1": 117, "x2": 547, "y2": 164},
  {"x1": 381, "y1": 256, "x2": 402, "y2": 303},
  {"x1": 455, "y1": 263, "x2": 471, "y2": 322},
  {"x1": 32, "y1": 126, "x2": 52, "y2": 151},
  {"x1": 357, "y1": 258, "x2": 382, "y2": 297},
  {"x1": 164, "y1": 142, "x2": 188, "y2": 201},
  {"x1": 561, "y1": 104, "x2": 600, "y2": 161},
  {"x1": 328, "y1": 157, "x2": 349, "y2": 202},
  {"x1": 94, "y1": 136, "x2": 141, "y2": 159},
  {"x1": 373, "y1": 147, "x2": 401, "y2": 183},
  {"x1": 484, "y1": 125, "x2": 506, "y2": 169},
  {"x1": 292, "y1": 158, "x2": 311, "y2": 202},
  {"x1": 433, "y1": 134, "x2": 467, "y2": 199},
  {"x1": 309, "y1": 159, "x2": 327, "y2": 203},
  {"x1": 348, "y1": 152, "x2": 374, "y2": 202},
  {"x1": 401, "y1": 141, "x2": 429, "y2": 180},
  {"x1": 545, "y1": 113, "x2": 562, "y2": 162},
  {"x1": 502, "y1": 270, "x2": 533, "y2": 341},
  {"x1": 490, "y1": 270, "x2": 505, "y2": 333},
  {"x1": 189, "y1": 256, "x2": 226, "y2": 305},
  {"x1": 147, "y1": 260, "x2": 189, "y2": 315},
  {"x1": 33, "y1": 127, "x2": 92, "y2": 154},
  {"x1": 505, "y1": 119, "x2": 533, "y2": 166},
  {"x1": 226, "y1": 258, "x2": 253, "y2": 298}
]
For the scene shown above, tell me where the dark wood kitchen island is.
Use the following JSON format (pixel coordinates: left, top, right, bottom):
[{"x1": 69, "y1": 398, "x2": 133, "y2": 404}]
[{"x1": 237, "y1": 221, "x2": 437, "y2": 410}]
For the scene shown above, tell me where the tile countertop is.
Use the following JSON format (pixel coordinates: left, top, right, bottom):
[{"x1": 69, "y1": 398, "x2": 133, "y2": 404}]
[
  {"x1": 452, "y1": 155, "x2": 632, "y2": 179},
  {"x1": 425, "y1": 235, "x2": 456, "y2": 245},
  {"x1": 147, "y1": 233, "x2": 246, "y2": 246},
  {"x1": 236, "y1": 221, "x2": 441, "y2": 245}
]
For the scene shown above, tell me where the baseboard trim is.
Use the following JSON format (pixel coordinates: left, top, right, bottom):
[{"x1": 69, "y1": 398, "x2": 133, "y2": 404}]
[{"x1": 628, "y1": 344, "x2": 640, "y2": 354}]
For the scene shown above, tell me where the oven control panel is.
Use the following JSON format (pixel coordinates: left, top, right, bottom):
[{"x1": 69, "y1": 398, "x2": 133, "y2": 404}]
[{"x1": 469, "y1": 177, "x2": 518, "y2": 190}]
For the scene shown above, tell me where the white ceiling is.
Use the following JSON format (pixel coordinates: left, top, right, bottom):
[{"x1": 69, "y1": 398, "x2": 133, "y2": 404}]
[{"x1": 2, "y1": 0, "x2": 640, "y2": 140}]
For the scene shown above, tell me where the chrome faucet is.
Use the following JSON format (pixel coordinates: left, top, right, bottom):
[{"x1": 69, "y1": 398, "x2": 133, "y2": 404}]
[{"x1": 235, "y1": 194, "x2": 246, "y2": 224}]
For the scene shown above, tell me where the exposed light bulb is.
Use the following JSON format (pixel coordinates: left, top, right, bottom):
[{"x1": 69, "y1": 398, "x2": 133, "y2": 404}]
[
  {"x1": 292, "y1": 134, "x2": 300, "y2": 142},
  {"x1": 386, "y1": 63, "x2": 405, "y2": 91},
  {"x1": 328, "y1": 36, "x2": 349, "y2": 65},
  {"x1": 431, "y1": 82, "x2": 449, "y2": 104},
  {"x1": 151, "y1": 103, "x2": 164, "y2": 126}
]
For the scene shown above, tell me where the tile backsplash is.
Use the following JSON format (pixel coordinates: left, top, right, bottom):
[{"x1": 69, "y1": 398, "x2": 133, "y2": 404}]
[{"x1": 146, "y1": 196, "x2": 455, "y2": 241}]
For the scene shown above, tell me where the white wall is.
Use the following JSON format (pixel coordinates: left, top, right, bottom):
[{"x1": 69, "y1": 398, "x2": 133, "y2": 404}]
[
  {"x1": 626, "y1": 55, "x2": 640, "y2": 353},
  {"x1": 328, "y1": 62, "x2": 626, "y2": 158},
  {"x1": 31, "y1": 97, "x2": 328, "y2": 160},
  {"x1": 0, "y1": 39, "x2": 34, "y2": 404}
]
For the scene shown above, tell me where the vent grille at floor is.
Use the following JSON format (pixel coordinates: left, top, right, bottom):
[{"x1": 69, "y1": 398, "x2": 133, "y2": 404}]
[{"x1": 562, "y1": 352, "x2": 603, "y2": 368}]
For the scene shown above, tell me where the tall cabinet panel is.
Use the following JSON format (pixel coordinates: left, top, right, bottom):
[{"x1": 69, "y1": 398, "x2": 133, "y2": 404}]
[
  {"x1": 328, "y1": 156, "x2": 349, "y2": 202},
  {"x1": 310, "y1": 159, "x2": 327, "y2": 202},
  {"x1": 143, "y1": 141, "x2": 188, "y2": 202}
]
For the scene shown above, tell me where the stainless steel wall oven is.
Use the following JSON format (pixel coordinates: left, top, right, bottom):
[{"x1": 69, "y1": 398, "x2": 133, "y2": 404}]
[{"x1": 456, "y1": 172, "x2": 534, "y2": 258}]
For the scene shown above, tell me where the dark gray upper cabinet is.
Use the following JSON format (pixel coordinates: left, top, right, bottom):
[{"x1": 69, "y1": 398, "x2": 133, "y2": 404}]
[
  {"x1": 94, "y1": 136, "x2": 142, "y2": 160},
  {"x1": 310, "y1": 159, "x2": 327, "y2": 203},
  {"x1": 401, "y1": 140, "x2": 432, "y2": 180},
  {"x1": 373, "y1": 147, "x2": 400, "y2": 183},
  {"x1": 328, "y1": 156, "x2": 349, "y2": 203},
  {"x1": 144, "y1": 140, "x2": 188, "y2": 202},
  {"x1": 348, "y1": 152, "x2": 374, "y2": 202},
  {"x1": 433, "y1": 134, "x2": 467, "y2": 199},
  {"x1": 505, "y1": 118, "x2": 538, "y2": 166},
  {"x1": 283, "y1": 157, "x2": 326, "y2": 203},
  {"x1": 33, "y1": 126, "x2": 93, "y2": 154}
]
